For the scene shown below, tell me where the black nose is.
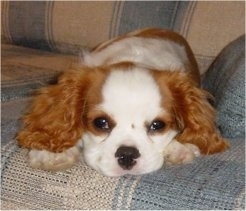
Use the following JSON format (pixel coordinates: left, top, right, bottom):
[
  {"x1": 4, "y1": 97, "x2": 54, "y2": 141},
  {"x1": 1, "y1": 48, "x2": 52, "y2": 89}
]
[{"x1": 115, "y1": 146, "x2": 140, "y2": 170}]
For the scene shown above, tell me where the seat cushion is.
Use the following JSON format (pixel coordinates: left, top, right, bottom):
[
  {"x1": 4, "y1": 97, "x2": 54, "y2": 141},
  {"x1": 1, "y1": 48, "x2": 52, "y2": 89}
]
[
  {"x1": 1, "y1": 137, "x2": 245, "y2": 209},
  {"x1": 1, "y1": 44, "x2": 76, "y2": 101}
]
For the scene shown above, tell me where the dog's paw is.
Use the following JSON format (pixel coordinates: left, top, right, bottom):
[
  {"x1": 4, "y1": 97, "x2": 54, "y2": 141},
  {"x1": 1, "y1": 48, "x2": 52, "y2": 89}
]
[
  {"x1": 163, "y1": 140, "x2": 200, "y2": 165},
  {"x1": 28, "y1": 145, "x2": 81, "y2": 171}
]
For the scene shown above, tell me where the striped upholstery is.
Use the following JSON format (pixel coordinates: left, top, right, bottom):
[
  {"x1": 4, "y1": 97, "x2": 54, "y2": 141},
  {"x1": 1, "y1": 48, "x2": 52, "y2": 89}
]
[
  {"x1": 1, "y1": 2, "x2": 245, "y2": 210},
  {"x1": 2, "y1": 1, "x2": 245, "y2": 73},
  {"x1": 1, "y1": 137, "x2": 245, "y2": 209}
]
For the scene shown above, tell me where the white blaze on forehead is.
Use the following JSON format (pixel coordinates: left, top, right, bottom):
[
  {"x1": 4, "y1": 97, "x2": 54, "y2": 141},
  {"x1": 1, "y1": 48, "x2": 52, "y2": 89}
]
[{"x1": 100, "y1": 67, "x2": 164, "y2": 124}]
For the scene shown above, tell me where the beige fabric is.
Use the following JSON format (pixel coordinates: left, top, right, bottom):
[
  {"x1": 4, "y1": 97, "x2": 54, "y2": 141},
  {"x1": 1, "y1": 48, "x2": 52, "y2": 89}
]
[
  {"x1": 1, "y1": 143, "x2": 120, "y2": 210},
  {"x1": 52, "y1": 2, "x2": 115, "y2": 50},
  {"x1": 186, "y1": 1, "x2": 245, "y2": 73},
  {"x1": 1, "y1": 1, "x2": 12, "y2": 43},
  {"x1": 1, "y1": 200, "x2": 35, "y2": 210}
]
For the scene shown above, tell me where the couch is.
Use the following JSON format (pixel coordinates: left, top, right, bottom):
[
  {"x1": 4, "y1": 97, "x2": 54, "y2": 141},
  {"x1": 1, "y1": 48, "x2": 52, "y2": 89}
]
[{"x1": 1, "y1": 1, "x2": 245, "y2": 209}]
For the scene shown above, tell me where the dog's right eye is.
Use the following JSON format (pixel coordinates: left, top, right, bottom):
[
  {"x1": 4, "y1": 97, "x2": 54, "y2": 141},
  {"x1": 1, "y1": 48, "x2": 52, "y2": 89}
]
[{"x1": 93, "y1": 117, "x2": 110, "y2": 131}]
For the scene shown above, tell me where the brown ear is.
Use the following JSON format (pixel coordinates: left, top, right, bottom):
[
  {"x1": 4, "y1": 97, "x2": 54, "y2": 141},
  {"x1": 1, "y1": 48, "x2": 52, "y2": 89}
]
[
  {"x1": 17, "y1": 69, "x2": 90, "y2": 153},
  {"x1": 157, "y1": 71, "x2": 229, "y2": 154}
]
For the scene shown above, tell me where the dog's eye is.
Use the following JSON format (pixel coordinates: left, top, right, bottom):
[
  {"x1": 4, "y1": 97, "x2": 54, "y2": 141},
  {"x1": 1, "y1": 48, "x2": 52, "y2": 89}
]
[
  {"x1": 149, "y1": 120, "x2": 166, "y2": 132},
  {"x1": 93, "y1": 117, "x2": 110, "y2": 131}
]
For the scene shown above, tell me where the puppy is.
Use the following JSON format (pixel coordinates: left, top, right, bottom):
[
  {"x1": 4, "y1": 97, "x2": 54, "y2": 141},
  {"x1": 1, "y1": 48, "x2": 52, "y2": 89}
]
[{"x1": 17, "y1": 28, "x2": 228, "y2": 177}]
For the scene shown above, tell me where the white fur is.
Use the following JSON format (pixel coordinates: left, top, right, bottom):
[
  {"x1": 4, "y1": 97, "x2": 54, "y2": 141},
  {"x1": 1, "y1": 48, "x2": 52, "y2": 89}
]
[
  {"x1": 83, "y1": 37, "x2": 188, "y2": 71},
  {"x1": 163, "y1": 140, "x2": 201, "y2": 165},
  {"x1": 82, "y1": 68, "x2": 179, "y2": 177},
  {"x1": 28, "y1": 140, "x2": 82, "y2": 171}
]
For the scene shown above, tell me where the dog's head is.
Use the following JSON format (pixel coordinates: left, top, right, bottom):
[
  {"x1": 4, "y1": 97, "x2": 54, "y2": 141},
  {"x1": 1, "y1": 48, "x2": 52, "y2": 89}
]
[{"x1": 82, "y1": 63, "x2": 178, "y2": 176}]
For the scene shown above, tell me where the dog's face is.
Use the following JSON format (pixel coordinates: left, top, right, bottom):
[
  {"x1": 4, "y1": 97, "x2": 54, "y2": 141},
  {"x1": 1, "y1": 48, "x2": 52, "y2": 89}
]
[{"x1": 82, "y1": 65, "x2": 177, "y2": 176}]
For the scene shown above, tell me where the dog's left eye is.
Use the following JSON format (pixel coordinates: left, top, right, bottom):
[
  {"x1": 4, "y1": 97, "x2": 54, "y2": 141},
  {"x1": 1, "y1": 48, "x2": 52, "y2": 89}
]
[{"x1": 149, "y1": 120, "x2": 166, "y2": 132}]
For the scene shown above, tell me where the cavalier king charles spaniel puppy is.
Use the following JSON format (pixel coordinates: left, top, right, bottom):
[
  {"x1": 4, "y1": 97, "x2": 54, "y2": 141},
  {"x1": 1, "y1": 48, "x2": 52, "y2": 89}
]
[{"x1": 17, "y1": 28, "x2": 228, "y2": 177}]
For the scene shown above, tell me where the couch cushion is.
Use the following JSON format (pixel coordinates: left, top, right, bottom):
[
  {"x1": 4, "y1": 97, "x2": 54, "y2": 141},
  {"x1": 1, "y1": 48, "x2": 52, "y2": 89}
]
[
  {"x1": 1, "y1": 44, "x2": 76, "y2": 101},
  {"x1": 202, "y1": 35, "x2": 245, "y2": 139},
  {"x1": 1, "y1": 137, "x2": 245, "y2": 210}
]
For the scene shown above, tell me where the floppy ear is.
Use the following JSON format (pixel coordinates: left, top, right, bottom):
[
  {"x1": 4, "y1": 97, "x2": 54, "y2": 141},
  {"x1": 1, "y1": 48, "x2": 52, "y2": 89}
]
[
  {"x1": 163, "y1": 72, "x2": 229, "y2": 154},
  {"x1": 17, "y1": 69, "x2": 90, "y2": 153}
]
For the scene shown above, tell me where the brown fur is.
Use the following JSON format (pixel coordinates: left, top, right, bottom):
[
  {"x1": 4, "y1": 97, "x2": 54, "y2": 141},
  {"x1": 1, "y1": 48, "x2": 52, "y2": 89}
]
[
  {"x1": 154, "y1": 71, "x2": 229, "y2": 154},
  {"x1": 17, "y1": 67, "x2": 107, "y2": 152}
]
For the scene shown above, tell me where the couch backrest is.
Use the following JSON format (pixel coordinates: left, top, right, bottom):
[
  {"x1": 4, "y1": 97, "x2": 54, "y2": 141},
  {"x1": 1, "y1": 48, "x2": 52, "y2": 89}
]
[{"x1": 1, "y1": 1, "x2": 245, "y2": 74}]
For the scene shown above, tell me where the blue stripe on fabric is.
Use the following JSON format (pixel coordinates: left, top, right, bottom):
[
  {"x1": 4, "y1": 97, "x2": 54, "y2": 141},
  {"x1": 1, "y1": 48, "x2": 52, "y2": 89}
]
[
  {"x1": 118, "y1": 1, "x2": 180, "y2": 35},
  {"x1": 8, "y1": 1, "x2": 51, "y2": 51}
]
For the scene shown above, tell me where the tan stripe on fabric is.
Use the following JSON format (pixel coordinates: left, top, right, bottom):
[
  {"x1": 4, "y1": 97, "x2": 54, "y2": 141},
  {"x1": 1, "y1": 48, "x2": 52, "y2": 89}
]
[
  {"x1": 179, "y1": 1, "x2": 197, "y2": 38},
  {"x1": 116, "y1": 177, "x2": 129, "y2": 209},
  {"x1": 45, "y1": 1, "x2": 56, "y2": 50},
  {"x1": 125, "y1": 176, "x2": 142, "y2": 209},
  {"x1": 109, "y1": 1, "x2": 125, "y2": 38},
  {"x1": 233, "y1": 188, "x2": 246, "y2": 210},
  {"x1": 186, "y1": 1, "x2": 245, "y2": 57},
  {"x1": 1, "y1": 1, "x2": 12, "y2": 43},
  {"x1": 115, "y1": 176, "x2": 141, "y2": 209},
  {"x1": 52, "y1": 1, "x2": 115, "y2": 50}
]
